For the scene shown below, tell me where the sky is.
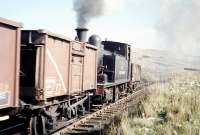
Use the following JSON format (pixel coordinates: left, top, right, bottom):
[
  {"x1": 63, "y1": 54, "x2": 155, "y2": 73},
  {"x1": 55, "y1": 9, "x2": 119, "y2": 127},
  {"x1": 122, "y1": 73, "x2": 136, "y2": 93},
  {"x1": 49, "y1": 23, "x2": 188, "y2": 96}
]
[
  {"x1": 0, "y1": 0, "x2": 199, "y2": 55},
  {"x1": 0, "y1": 0, "x2": 162, "y2": 49}
]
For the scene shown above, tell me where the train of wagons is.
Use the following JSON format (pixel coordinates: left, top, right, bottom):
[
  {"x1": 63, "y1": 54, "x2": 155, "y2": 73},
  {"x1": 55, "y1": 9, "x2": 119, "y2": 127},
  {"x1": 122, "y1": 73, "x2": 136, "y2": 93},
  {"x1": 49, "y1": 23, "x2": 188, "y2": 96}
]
[{"x1": 0, "y1": 17, "x2": 141, "y2": 135}]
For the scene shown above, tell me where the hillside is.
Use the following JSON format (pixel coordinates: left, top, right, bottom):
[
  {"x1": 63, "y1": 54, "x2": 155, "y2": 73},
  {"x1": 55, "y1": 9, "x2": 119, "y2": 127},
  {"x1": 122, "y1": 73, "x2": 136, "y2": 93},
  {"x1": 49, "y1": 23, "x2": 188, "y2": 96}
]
[{"x1": 131, "y1": 48, "x2": 200, "y2": 81}]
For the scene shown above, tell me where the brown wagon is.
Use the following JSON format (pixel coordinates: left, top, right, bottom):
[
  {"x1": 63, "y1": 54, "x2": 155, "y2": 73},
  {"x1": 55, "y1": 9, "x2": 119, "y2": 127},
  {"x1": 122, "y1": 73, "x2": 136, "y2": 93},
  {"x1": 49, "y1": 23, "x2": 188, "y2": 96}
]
[
  {"x1": 20, "y1": 29, "x2": 97, "y2": 102},
  {"x1": 0, "y1": 18, "x2": 21, "y2": 112}
]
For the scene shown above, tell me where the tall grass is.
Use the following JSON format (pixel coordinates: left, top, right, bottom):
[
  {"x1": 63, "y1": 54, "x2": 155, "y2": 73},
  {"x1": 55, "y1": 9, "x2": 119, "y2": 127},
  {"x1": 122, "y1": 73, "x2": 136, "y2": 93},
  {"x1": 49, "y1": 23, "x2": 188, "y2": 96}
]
[{"x1": 109, "y1": 73, "x2": 200, "y2": 135}]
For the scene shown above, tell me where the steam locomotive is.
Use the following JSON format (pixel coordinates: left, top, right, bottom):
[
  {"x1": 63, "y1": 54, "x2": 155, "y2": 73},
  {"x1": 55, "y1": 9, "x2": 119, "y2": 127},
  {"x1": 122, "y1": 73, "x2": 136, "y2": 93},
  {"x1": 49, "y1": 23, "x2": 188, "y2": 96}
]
[{"x1": 0, "y1": 18, "x2": 141, "y2": 134}]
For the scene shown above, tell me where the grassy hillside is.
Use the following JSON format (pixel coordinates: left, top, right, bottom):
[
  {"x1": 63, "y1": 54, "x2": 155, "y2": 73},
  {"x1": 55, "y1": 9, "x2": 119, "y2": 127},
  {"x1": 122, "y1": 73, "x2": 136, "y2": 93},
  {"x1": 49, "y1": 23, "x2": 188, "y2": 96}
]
[{"x1": 132, "y1": 48, "x2": 200, "y2": 81}]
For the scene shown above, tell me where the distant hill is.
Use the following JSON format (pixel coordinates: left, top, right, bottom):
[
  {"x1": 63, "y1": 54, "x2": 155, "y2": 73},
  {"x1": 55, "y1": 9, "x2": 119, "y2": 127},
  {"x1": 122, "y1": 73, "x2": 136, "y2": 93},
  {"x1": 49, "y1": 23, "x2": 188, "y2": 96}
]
[{"x1": 131, "y1": 48, "x2": 200, "y2": 81}]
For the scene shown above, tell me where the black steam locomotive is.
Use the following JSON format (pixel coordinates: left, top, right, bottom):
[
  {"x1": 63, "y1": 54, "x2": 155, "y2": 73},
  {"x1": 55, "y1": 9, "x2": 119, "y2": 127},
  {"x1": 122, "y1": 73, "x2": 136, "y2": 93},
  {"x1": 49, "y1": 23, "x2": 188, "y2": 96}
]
[{"x1": 88, "y1": 35, "x2": 132, "y2": 103}]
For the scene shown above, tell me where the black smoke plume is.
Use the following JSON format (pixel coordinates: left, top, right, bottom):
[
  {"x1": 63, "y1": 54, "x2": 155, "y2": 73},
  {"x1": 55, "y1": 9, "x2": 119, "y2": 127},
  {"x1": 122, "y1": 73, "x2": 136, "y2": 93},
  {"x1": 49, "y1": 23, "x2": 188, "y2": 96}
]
[{"x1": 73, "y1": 0, "x2": 104, "y2": 28}]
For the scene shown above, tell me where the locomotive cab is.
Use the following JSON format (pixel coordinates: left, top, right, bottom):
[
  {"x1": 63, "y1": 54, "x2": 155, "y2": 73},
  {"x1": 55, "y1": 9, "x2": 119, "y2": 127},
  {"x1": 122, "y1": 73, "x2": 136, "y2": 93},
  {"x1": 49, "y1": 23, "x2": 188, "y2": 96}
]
[
  {"x1": 91, "y1": 39, "x2": 132, "y2": 103},
  {"x1": 101, "y1": 41, "x2": 131, "y2": 84}
]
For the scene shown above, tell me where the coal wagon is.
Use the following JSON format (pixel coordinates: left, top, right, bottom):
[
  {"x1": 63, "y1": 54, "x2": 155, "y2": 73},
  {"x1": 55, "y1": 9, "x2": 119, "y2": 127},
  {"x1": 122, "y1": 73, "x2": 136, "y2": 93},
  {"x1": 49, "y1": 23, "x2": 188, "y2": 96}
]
[
  {"x1": 19, "y1": 29, "x2": 97, "y2": 134},
  {"x1": 0, "y1": 18, "x2": 23, "y2": 135},
  {"x1": 20, "y1": 29, "x2": 97, "y2": 101},
  {"x1": 0, "y1": 18, "x2": 21, "y2": 115}
]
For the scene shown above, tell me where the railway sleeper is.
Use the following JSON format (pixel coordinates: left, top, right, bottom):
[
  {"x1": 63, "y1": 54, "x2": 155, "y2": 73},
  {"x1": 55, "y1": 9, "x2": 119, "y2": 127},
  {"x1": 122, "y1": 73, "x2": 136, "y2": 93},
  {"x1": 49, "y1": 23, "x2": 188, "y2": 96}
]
[
  {"x1": 72, "y1": 127, "x2": 96, "y2": 132},
  {"x1": 79, "y1": 123, "x2": 97, "y2": 128},
  {"x1": 94, "y1": 115, "x2": 109, "y2": 120},
  {"x1": 96, "y1": 114, "x2": 112, "y2": 118},
  {"x1": 73, "y1": 129, "x2": 99, "y2": 134},
  {"x1": 101, "y1": 112, "x2": 115, "y2": 117},
  {"x1": 84, "y1": 120, "x2": 102, "y2": 126},
  {"x1": 86, "y1": 119, "x2": 102, "y2": 125},
  {"x1": 65, "y1": 130, "x2": 83, "y2": 135},
  {"x1": 90, "y1": 116, "x2": 107, "y2": 121},
  {"x1": 103, "y1": 110, "x2": 116, "y2": 114},
  {"x1": 88, "y1": 119, "x2": 107, "y2": 126}
]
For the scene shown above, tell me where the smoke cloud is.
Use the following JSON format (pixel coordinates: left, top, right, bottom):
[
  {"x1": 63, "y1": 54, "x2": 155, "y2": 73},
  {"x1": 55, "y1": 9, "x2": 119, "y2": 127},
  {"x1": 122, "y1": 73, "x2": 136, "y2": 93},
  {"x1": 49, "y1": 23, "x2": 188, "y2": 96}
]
[
  {"x1": 157, "y1": 0, "x2": 200, "y2": 56},
  {"x1": 73, "y1": 0, "x2": 124, "y2": 28},
  {"x1": 73, "y1": 0, "x2": 104, "y2": 28}
]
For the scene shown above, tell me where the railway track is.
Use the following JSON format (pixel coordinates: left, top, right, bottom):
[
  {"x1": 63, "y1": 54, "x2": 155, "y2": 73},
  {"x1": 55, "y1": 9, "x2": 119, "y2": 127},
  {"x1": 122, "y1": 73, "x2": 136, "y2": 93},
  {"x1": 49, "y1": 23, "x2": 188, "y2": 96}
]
[{"x1": 52, "y1": 82, "x2": 153, "y2": 135}]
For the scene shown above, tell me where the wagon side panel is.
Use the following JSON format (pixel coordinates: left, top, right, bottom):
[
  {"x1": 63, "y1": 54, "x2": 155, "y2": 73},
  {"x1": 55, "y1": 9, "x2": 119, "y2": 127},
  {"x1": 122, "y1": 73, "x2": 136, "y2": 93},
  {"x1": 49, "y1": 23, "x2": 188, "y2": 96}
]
[
  {"x1": 68, "y1": 42, "x2": 85, "y2": 94},
  {"x1": 0, "y1": 20, "x2": 21, "y2": 109},
  {"x1": 44, "y1": 36, "x2": 70, "y2": 98},
  {"x1": 83, "y1": 44, "x2": 97, "y2": 91}
]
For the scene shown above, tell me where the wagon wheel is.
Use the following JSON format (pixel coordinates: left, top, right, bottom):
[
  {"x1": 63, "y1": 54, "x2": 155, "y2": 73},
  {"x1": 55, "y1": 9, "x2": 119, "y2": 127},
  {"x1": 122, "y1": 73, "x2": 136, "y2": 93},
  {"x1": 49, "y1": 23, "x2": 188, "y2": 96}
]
[{"x1": 30, "y1": 115, "x2": 46, "y2": 135}]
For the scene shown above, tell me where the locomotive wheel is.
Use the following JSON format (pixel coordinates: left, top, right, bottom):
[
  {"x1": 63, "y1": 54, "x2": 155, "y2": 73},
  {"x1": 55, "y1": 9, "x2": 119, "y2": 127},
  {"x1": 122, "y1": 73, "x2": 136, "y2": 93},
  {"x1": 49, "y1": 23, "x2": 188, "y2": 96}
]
[{"x1": 30, "y1": 115, "x2": 46, "y2": 135}]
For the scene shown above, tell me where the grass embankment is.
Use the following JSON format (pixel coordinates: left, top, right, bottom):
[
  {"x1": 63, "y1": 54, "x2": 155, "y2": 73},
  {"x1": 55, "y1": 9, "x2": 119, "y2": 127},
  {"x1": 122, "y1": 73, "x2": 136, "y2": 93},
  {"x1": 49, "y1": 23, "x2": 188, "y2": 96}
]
[{"x1": 109, "y1": 73, "x2": 200, "y2": 135}]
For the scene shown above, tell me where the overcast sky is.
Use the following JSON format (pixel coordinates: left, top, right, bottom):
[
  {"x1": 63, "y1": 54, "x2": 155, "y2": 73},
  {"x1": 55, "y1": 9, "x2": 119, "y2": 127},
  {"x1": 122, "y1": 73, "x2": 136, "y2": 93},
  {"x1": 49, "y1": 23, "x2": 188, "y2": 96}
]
[{"x1": 0, "y1": 0, "x2": 200, "y2": 55}]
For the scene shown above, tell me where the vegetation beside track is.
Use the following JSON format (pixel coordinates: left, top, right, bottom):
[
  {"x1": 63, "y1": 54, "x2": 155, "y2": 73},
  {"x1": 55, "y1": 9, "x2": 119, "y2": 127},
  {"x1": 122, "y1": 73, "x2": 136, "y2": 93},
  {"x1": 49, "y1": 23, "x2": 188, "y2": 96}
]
[{"x1": 109, "y1": 73, "x2": 200, "y2": 135}]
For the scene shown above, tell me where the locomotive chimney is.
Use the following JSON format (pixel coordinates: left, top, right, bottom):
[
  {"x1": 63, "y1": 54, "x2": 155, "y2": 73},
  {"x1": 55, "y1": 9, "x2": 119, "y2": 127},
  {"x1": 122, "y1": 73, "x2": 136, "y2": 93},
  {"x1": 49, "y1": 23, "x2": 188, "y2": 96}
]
[{"x1": 75, "y1": 28, "x2": 88, "y2": 42}]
